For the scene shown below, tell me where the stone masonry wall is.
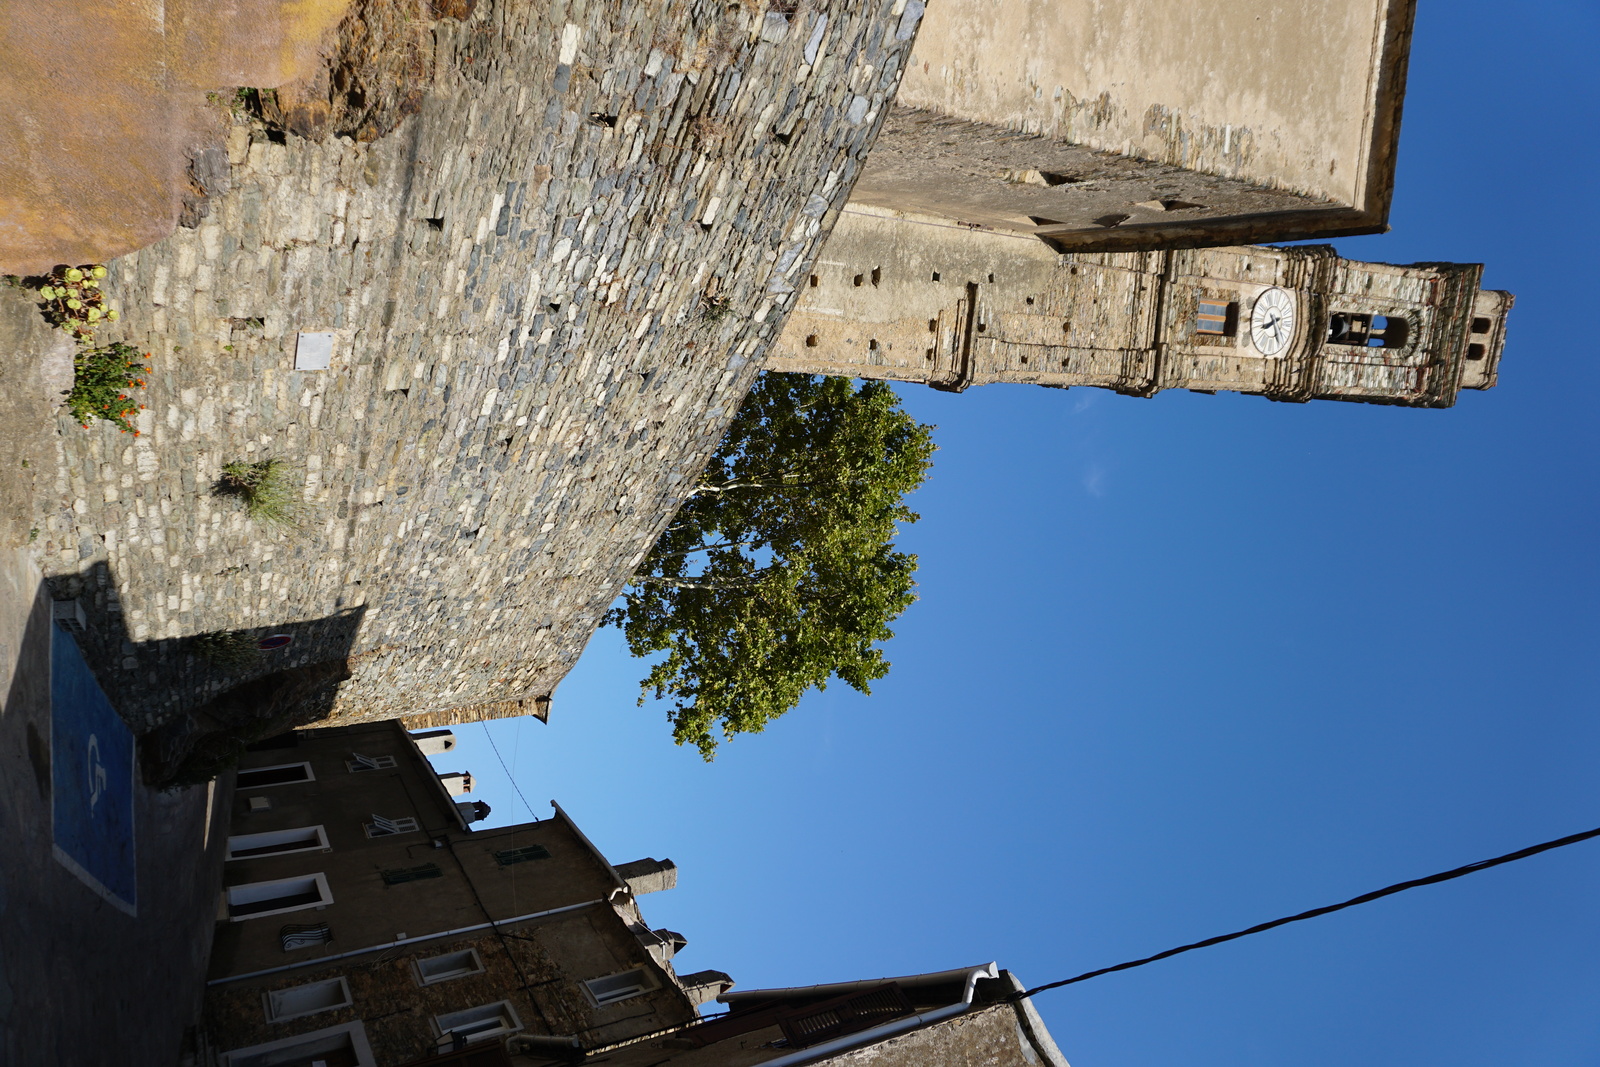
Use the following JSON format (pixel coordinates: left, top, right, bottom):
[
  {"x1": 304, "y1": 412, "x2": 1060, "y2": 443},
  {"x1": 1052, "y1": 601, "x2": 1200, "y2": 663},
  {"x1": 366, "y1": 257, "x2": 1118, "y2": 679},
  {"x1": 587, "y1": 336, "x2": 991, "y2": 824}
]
[{"x1": 27, "y1": 0, "x2": 926, "y2": 731}]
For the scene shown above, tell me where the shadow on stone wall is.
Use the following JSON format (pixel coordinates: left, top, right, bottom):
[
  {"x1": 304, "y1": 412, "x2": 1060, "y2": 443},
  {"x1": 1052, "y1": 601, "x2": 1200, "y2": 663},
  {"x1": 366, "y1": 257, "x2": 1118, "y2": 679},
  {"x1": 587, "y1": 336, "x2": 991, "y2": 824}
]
[{"x1": 40, "y1": 559, "x2": 366, "y2": 787}]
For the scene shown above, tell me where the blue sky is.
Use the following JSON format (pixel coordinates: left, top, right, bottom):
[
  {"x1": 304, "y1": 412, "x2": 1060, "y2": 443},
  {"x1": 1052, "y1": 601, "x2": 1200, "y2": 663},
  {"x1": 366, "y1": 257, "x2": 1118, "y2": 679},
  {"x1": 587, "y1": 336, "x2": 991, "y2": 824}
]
[{"x1": 431, "y1": 5, "x2": 1600, "y2": 1064}]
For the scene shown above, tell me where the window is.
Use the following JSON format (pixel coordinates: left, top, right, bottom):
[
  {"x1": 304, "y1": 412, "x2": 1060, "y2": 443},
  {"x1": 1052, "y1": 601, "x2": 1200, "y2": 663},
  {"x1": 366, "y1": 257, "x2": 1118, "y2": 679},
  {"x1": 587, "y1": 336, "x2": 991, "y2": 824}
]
[
  {"x1": 494, "y1": 844, "x2": 551, "y2": 866},
  {"x1": 220, "y1": 1021, "x2": 375, "y2": 1067},
  {"x1": 236, "y1": 762, "x2": 314, "y2": 789},
  {"x1": 1195, "y1": 300, "x2": 1235, "y2": 336},
  {"x1": 226, "y1": 825, "x2": 329, "y2": 861},
  {"x1": 347, "y1": 752, "x2": 397, "y2": 772},
  {"x1": 415, "y1": 948, "x2": 485, "y2": 986},
  {"x1": 365, "y1": 815, "x2": 420, "y2": 838},
  {"x1": 434, "y1": 1002, "x2": 523, "y2": 1045},
  {"x1": 583, "y1": 968, "x2": 655, "y2": 1007},
  {"x1": 263, "y1": 977, "x2": 352, "y2": 1022},
  {"x1": 280, "y1": 922, "x2": 333, "y2": 951},
  {"x1": 381, "y1": 863, "x2": 442, "y2": 885},
  {"x1": 227, "y1": 874, "x2": 333, "y2": 921},
  {"x1": 1328, "y1": 312, "x2": 1410, "y2": 349},
  {"x1": 1471, "y1": 316, "x2": 1492, "y2": 334}
]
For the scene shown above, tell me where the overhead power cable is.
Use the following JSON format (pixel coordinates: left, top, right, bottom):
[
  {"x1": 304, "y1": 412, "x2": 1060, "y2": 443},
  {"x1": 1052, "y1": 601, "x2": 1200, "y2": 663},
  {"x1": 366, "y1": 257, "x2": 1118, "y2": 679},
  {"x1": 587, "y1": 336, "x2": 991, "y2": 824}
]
[
  {"x1": 1013, "y1": 823, "x2": 1600, "y2": 1002},
  {"x1": 482, "y1": 721, "x2": 540, "y2": 822}
]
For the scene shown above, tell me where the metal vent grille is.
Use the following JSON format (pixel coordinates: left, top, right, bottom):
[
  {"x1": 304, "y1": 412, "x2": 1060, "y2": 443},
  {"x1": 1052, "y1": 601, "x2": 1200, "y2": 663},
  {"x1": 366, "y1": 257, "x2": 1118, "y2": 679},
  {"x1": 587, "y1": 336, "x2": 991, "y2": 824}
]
[{"x1": 776, "y1": 983, "x2": 915, "y2": 1048}]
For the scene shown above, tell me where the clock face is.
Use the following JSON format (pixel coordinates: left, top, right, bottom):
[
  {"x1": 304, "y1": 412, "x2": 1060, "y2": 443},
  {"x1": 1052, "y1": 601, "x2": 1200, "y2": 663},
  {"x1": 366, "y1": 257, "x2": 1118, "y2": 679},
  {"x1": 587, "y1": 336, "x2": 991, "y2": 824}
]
[{"x1": 1249, "y1": 288, "x2": 1297, "y2": 357}]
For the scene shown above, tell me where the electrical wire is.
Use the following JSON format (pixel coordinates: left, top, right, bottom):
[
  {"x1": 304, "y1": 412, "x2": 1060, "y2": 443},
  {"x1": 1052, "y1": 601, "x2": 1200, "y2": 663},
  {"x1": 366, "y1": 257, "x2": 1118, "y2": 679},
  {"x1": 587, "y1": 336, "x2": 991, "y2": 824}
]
[
  {"x1": 1013, "y1": 822, "x2": 1600, "y2": 1002},
  {"x1": 482, "y1": 721, "x2": 540, "y2": 822}
]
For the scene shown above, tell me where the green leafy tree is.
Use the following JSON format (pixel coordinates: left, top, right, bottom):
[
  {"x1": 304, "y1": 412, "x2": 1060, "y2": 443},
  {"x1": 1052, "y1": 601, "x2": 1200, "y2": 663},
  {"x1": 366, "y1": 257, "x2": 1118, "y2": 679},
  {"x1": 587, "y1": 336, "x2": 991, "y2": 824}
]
[{"x1": 605, "y1": 373, "x2": 935, "y2": 758}]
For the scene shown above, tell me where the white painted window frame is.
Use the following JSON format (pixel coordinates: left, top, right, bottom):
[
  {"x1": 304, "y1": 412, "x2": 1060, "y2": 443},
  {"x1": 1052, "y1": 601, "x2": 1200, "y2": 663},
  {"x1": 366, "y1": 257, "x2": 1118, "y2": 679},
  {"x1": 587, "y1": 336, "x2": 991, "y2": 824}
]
[
  {"x1": 262, "y1": 976, "x2": 352, "y2": 1023},
  {"x1": 582, "y1": 967, "x2": 657, "y2": 1007},
  {"x1": 364, "y1": 815, "x2": 421, "y2": 838},
  {"x1": 414, "y1": 947, "x2": 485, "y2": 986},
  {"x1": 225, "y1": 825, "x2": 330, "y2": 862},
  {"x1": 346, "y1": 752, "x2": 398, "y2": 772},
  {"x1": 220, "y1": 1020, "x2": 375, "y2": 1067},
  {"x1": 433, "y1": 1000, "x2": 524, "y2": 1045},
  {"x1": 234, "y1": 761, "x2": 316, "y2": 789},
  {"x1": 226, "y1": 872, "x2": 334, "y2": 922}
]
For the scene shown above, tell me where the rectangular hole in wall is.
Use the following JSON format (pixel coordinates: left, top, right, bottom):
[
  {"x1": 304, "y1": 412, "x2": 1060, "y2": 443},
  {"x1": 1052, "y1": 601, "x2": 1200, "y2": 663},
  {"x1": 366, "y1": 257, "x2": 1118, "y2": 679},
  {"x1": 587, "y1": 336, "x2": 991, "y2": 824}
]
[
  {"x1": 220, "y1": 1021, "x2": 374, "y2": 1067},
  {"x1": 584, "y1": 969, "x2": 654, "y2": 1006},
  {"x1": 226, "y1": 826, "x2": 329, "y2": 861},
  {"x1": 227, "y1": 874, "x2": 332, "y2": 920},
  {"x1": 435, "y1": 1002, "x2": 523, "y2": 1045},
  {"x1": 264, "y1": 977, "x2": 351, "y2": 1023},
  {"x1": 416, "y1": 949, "x2": 486, "y2": 985},
  {"x1": 236, "y1": 763, "x2": 315, "y2": 789}
]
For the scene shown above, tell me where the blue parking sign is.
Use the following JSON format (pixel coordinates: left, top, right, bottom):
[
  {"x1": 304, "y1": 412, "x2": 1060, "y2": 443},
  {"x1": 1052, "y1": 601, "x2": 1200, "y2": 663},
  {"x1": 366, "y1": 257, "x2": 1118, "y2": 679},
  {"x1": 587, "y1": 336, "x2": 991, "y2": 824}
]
[{"x1": 51, "y1": 623, "x2": 137, "y2": 916}]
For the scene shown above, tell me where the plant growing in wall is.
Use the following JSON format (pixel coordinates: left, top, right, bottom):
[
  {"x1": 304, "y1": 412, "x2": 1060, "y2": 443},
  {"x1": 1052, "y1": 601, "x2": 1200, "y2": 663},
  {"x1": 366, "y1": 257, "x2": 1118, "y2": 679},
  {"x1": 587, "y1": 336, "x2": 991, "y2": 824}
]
[
  {"x1": 35, "y1": 264, "x2": 119, "y2": 341},
  {"x1": 66, "y1": 342, "x2": 149, "y2": 434},
  {"x1": 604, "y1": 374, "x2": 935, "y2": 758},
  {"x1": 215, "y1": 458, "x2": 303, "y2": 527}
]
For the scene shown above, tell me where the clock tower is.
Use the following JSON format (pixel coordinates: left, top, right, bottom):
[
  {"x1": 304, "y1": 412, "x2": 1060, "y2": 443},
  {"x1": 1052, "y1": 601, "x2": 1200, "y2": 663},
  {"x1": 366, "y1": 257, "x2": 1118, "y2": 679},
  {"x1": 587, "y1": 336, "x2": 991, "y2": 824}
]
[{"x1": 771, "y1": 208, "x2": 1511, "y2": 408}]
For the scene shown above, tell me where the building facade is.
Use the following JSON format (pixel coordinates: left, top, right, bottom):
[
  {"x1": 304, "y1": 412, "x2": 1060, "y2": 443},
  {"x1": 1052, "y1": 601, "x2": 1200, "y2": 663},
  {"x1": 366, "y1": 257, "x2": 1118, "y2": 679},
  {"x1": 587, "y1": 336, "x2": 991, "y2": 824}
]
[
  {"x1": 541, "y1": 964, "x2": 1070, "y2": 1067},
  {"x1": 771, "y1": 208, "x2": 1511, "y2": 407},
  {"x1": 205, "y1": 722, "x2": 731, "y2": 1066},
  {"x1": 856, "y1": 0, "x2": 1418, "y2": 251}
]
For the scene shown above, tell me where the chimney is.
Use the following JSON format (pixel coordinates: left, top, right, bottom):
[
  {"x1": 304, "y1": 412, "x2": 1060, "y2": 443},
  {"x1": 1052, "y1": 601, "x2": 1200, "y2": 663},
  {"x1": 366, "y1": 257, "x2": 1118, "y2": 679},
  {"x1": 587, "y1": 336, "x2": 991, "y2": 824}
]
[
  {"x1": 438, "y1": 771, "x2": 474, "y2": 796},
  {"x1": 615, "y1": 857, "x2": 677, "y2": 895},
  {"x1": 410, "y1": 729, "x2": 458, "y2": 755},
  {"x1": 455, "y1": 799, "x2": 491, "y2": 825},
  {"x1": 677, "y1": 970, "x2": 734, "y2": 1007}
]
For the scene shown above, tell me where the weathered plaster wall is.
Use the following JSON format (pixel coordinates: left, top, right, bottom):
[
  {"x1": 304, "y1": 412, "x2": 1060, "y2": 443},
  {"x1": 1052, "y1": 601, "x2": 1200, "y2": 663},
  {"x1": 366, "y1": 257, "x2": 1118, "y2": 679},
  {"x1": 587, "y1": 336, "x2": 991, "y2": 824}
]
[
  {"x1": 850, "y1": 107, "x2": 1347, "y2": 245},
  {"x1": 25, "y1": 0, "x2": 924, "y2": 732},
  {"x1": 897, "y1": 0, "x2": 1414, "y2": 206},
  {"x1": 840, "y1": 0, "x2": 1417, "y2": 250}
]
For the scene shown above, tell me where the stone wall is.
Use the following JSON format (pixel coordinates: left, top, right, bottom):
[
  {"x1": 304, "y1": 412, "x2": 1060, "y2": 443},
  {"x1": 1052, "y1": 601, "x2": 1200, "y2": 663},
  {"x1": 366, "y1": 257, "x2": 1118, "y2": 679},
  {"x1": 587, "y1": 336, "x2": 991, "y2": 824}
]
[{"x1": 24, "y1": 0, "x2": 925, "y2": 732}]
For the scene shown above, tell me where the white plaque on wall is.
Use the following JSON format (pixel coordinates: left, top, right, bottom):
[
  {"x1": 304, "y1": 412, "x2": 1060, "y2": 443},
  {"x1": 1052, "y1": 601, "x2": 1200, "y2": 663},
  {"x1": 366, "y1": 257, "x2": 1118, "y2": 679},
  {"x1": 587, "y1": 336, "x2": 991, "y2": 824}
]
[{"x1": 294, "y1": 331, "x2": 335, "y2": 371}]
